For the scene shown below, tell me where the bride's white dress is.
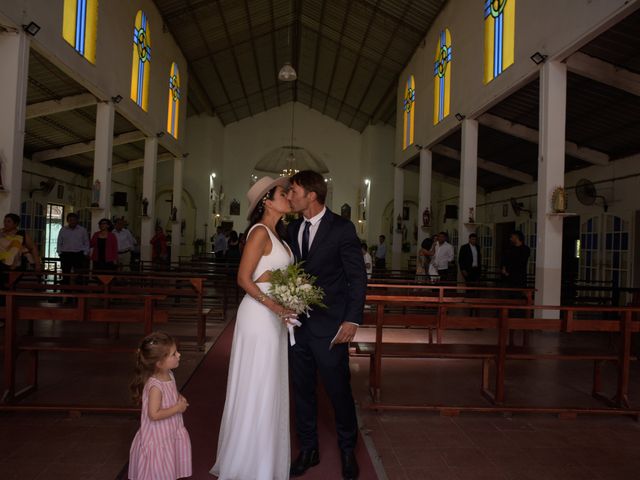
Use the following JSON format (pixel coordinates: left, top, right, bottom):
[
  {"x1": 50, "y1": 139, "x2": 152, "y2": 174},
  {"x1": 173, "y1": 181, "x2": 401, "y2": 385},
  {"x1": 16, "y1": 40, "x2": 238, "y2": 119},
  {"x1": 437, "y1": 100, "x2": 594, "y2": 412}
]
[{"x1": 211, "y1": 224, "x2": 293, "y2": 480}]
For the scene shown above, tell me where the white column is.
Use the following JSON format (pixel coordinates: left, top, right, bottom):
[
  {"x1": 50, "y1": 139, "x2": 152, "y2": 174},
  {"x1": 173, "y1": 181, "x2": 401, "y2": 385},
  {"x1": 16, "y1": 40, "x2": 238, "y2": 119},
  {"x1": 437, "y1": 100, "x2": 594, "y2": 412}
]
[
  {"x1": 417, "y1": 148, "x2": 432, "y2": 248},
  {"x1": 91, "y1": 101, "x2": 115, "y2": 232},
  {"x1": 460, "y1": 119, "x2": 479, "y2": 244},
  {"x1": 535, "y1": 60, "x2": 567, "y2": 313},
  {"x1": 170, "y1": 156, "x2": 184, "y2": 264},
  {"x1": 392, "y1": 166, "x2": 404, "y2": 270},
  {"x1": 0, "y1": 31, "x2": 30, "y2": 214},
  {"x1": 140, "y1": 137, "x2": 158, "y2": 262}
]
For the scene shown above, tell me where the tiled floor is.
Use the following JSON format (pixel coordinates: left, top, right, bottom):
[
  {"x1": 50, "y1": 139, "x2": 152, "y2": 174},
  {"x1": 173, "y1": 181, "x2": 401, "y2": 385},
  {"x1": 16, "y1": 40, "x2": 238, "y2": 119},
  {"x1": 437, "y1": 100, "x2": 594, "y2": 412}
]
[{"x1": 1, "y1": 317, "x2": 640, "y2": 479}]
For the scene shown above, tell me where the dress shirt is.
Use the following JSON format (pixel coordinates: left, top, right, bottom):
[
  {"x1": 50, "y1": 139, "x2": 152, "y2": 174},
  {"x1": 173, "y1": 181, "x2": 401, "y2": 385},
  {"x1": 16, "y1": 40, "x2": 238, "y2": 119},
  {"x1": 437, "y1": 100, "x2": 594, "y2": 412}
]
[
  {"x1": 297, "y1": 207, "x2": 326, "y2": 252},
  {"x1": 470, "y1": 244, "x2": 478, "y2": 267},
  {"x1": 432, "y1": 241, "x2": 454, "y2": 270},
  {"x1": 57, "y1": 225, "x2": 89, "y2": 254},
  {"x1": 113, "y1": 228, "x2": 137, "y2": 253},
  {"x1": 375, "y1": 243, "x2": 386, "y2": 260},
  {"x1": 213, "y1": 233, "x2": 227, "y2": 253}
]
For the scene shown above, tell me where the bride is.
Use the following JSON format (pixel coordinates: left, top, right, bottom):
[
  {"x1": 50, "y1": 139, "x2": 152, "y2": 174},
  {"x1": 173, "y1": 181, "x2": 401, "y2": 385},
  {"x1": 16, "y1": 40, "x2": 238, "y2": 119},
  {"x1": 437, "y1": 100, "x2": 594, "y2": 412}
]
[{"x1": 211, "y1": 176, "x2": 295, "y2": 480}]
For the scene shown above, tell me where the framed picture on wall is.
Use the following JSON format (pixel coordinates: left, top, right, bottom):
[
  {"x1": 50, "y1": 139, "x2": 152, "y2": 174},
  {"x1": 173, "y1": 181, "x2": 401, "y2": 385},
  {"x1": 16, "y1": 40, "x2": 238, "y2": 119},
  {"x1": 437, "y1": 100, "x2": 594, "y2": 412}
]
[
  {"x1": 57, "y1": 184, "x2": 64, "y2": 199},
  {"x1": 502, "y1": 203, "x2": 509, "y2": 217}
]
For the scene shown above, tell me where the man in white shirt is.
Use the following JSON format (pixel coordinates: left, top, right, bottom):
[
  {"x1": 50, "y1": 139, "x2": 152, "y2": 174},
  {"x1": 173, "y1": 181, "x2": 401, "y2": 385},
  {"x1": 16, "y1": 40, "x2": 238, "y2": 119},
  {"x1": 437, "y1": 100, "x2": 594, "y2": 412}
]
[
  {"x1": 212, "y1": 226, "x2": 227, "y2": 259},
  {"x1": 431, "y1": 231, "x2": 454, "y2": 281},
  {"x1": 374, "y1": 235, "x2": 386, "y2": 269},
  {"x1": 57, "y1": 212, "x2": 89, "y2": 285},
  {"x1": 113, "y1": 217, "x2": 137, "y2": 269}
]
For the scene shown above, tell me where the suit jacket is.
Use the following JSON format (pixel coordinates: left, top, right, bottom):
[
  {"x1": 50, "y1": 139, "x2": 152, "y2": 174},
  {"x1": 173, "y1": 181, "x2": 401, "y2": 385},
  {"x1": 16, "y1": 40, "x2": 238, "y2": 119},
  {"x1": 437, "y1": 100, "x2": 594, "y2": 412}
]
[
  {"x1": 287, "y1": 209, "x2": 367, "y2": 338},
  {"x1": 458, "y1": 243, "x2": 481, "y2": 273}
]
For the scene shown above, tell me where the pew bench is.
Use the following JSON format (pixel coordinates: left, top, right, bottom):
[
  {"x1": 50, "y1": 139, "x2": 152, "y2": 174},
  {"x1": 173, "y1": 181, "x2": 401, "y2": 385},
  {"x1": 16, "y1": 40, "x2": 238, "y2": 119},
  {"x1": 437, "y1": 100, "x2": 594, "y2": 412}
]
[{"x1": 1, "y1": 291, "x2": 167, "y2": 406}]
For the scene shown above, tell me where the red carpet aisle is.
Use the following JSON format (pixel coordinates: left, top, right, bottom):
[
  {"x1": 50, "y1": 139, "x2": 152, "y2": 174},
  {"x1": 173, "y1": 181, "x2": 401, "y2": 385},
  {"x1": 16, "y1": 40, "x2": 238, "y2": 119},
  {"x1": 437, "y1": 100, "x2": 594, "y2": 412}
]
[{"x1": 182, "y1": 319, "x2": 378, "y2": 479}]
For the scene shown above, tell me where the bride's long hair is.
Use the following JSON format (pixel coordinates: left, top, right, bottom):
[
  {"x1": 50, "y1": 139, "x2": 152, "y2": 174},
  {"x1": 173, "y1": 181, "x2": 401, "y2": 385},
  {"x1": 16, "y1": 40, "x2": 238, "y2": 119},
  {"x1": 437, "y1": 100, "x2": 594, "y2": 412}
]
[{"x1": 246, "y1": 186, "x2": 287, "y2": 240}]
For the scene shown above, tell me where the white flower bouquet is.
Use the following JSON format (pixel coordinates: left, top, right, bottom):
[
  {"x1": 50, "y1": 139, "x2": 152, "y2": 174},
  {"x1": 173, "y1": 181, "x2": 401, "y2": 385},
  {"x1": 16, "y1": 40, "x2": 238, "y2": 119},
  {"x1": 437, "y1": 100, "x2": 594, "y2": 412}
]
[{"x1": 269, "y1": 263, "x2": 325, "y2": 345}]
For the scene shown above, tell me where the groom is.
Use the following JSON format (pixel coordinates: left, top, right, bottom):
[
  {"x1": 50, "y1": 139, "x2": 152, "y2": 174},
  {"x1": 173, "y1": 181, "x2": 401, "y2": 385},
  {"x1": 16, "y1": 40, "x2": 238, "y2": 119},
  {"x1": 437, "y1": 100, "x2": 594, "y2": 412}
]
[{"x1": 286, "y1": 171, "x2": 367, "y2": 480}]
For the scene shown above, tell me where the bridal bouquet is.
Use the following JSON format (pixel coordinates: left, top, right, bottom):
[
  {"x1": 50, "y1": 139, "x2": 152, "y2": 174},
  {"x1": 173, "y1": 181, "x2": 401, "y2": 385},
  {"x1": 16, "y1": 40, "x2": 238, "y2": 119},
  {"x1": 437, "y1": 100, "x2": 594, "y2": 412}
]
[{"x1": 269, "y1": 263, "x2": 325, "y2": 345}]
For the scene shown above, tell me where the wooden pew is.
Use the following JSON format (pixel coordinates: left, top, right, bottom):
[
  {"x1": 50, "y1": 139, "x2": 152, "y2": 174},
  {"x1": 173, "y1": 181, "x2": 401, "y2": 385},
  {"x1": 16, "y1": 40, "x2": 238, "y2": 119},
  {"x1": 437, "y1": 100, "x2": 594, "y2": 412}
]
[
  {"x1": 1, "y1": 290, "x2": 167, "y2": 406},
  {"x1": 354, "y1": 295, "x2": 640, "y2": 415},
  {"x1": 4, "y1": 271, "x2": 211, "y2": 347}
]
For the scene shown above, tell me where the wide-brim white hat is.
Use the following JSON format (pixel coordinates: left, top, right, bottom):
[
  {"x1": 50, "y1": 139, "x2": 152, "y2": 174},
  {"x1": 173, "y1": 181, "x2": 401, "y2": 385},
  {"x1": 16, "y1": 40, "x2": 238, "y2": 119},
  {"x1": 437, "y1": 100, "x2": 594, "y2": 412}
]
[{"x1": 246, "y1": 176, "x2": 290, "y2": 219}]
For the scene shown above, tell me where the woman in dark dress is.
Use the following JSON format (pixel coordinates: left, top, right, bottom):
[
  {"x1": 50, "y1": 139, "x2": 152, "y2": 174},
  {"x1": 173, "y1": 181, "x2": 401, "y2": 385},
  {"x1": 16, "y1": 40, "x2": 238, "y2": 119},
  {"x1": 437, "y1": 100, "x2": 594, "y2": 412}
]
[{"x1": 90, "y1": 218, "x2": 118, "y2": 271}]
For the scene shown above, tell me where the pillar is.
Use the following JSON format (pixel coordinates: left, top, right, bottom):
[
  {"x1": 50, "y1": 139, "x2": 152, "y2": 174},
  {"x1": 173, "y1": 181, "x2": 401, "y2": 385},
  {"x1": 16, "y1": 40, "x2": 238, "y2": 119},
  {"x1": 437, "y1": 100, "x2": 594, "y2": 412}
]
[
  {"x1": 417, "y1": 148, "x2": 432, "y2": 248},
  {"x1": 170, "y1": 156, "x2": 184, "y2": 264},
  {"x1": 535, "y1": 60, "x2": 567, "y2": 312},
  {"x1": 392, "y1": 166, "x2": 404, "y2": 270},
  {"x1": 0, "y1": 31, "x2": 30, "y2": 214},
  {"x1": 140, "y1": 137, "x2": 158, "y2": 262},
  {"x1": 460, "y1": 119, "x2": 479, "y2": 244},
  {"x1": 91, "y1": 101, "x2": 115, "y2": 231}
]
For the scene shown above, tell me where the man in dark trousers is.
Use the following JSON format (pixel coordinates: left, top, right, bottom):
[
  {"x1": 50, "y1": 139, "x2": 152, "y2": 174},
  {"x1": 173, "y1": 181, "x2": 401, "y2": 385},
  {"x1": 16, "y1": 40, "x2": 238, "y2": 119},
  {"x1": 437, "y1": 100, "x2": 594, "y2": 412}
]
[
  {"x1": 501, "y1": 230, "x2": 530, "y2": 288},
  {"x1": 458, "y1": 233, "x2": 482, "y2": 283},
  {"x1": 287, "y1": 170, "x2": 367, "y2": 480}
]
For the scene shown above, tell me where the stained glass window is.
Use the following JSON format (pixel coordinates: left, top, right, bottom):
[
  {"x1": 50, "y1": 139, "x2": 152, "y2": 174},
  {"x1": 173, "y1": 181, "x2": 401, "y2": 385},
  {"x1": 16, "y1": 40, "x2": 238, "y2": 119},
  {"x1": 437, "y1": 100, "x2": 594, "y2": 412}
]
[
  {"x1": 433, "y1": 29, "x2": 452, "y2": 125},
  {"x1": 483, "y1": 0, "x2": 515, "y2": 84},
  {"x1": 402, "y1": 76, "x2": 415, "y2": 150},
  {"x1": 167, "y1": 63, "x2": 181, "y2": 138},
  {"x1": 131, "y1": 10, "x2": 152, "y2": 111},
  {"x1": 62, "y1": 0, "x2": 98, "y2": 63}
]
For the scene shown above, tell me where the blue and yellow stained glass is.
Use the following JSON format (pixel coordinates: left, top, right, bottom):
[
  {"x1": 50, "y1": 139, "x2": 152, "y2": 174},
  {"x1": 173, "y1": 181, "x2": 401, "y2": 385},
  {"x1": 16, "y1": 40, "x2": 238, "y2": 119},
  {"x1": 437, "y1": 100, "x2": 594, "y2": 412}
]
[
  {"x1": 483, "y1": 0, "x2": 515, "y2": 84},
  {"x1": 402, "y1": 76, "x2": 415, "y2": 150},
  {"x1": 62, "y1": 0, "x2": 98, "y2": 63},
  {"x1": 131, "y1": 10, "x2": 152, "y2": 111},
  {"x1": 433, "y1": 29, "x2": 452, "y2": 125},
  {"x1": 167, "y1": 63, "x2": 181, "y2": 139}
]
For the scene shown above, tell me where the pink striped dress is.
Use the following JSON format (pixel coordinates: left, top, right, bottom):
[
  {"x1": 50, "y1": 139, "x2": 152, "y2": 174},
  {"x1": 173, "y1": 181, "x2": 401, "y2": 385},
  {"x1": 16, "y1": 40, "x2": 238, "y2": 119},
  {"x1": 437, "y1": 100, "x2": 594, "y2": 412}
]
[{"x1": 129, "y1": 374, "x2": 192, "y2": 480}]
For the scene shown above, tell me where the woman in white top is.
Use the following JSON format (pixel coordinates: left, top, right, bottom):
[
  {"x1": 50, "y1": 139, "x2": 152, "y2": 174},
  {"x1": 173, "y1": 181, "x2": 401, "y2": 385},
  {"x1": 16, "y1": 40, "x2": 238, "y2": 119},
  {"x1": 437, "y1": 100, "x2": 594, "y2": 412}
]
[{"x1": 211, "y1": 176, "x2": 296, "y2": 480}]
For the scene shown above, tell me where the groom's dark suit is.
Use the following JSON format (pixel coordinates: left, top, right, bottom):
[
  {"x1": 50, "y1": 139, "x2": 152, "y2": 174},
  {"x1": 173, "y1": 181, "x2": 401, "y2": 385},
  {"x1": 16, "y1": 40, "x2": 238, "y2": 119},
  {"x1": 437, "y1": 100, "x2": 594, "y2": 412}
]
[{"x1": 287, "y1": 208, "x2": 367, "y2": 453}]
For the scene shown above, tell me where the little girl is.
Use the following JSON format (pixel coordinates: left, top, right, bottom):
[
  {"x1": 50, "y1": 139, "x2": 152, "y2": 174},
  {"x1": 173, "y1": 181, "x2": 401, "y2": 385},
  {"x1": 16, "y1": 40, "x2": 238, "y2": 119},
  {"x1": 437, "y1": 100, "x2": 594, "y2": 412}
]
[{"x1": 129, "y1": 331, "x2": 192, "y2": 480}]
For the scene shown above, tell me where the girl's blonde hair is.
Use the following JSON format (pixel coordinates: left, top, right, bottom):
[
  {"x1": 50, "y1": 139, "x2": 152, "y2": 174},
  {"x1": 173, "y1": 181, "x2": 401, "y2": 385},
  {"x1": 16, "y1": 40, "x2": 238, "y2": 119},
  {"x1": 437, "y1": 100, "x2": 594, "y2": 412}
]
[{"x1": 130, "y1": 331, "x2": 175, "y2": 405}]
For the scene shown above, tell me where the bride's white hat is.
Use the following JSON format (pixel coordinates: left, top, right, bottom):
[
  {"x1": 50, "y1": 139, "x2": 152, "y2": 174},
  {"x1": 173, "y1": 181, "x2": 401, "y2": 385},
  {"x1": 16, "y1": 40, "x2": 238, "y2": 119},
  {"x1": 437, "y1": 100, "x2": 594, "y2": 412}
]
[{"x1": 246, "y1": 176, "x2": 290, "y2": 219}]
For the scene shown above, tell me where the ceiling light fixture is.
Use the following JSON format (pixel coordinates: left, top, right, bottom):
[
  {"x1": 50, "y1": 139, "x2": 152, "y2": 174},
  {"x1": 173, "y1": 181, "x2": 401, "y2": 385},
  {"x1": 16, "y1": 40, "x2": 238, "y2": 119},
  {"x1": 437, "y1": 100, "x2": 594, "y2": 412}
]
[
  {"x1": 278, "y1": 62, "x2": 297, "y2": 82},
  {"x1": 530, "y1": 52, "x2": 547, "y2": 65}
]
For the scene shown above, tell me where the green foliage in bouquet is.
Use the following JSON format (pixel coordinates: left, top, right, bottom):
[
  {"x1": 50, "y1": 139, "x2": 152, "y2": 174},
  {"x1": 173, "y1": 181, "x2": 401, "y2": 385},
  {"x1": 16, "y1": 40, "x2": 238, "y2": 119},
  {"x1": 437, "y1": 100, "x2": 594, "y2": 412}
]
[{"x1": 269, "y1": 262, "x2": 326, "y2": 316}]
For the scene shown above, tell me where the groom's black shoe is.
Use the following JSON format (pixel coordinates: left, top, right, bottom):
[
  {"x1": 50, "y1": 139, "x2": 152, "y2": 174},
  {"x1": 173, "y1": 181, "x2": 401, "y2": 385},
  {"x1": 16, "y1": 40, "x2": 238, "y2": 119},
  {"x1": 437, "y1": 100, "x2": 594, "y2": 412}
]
[
  {"x1": 341, "y1": 450, "x2": 359, "y2": 480},
  {"x1": 290, "y1": 449, "x2": 320, "y2": 476}
]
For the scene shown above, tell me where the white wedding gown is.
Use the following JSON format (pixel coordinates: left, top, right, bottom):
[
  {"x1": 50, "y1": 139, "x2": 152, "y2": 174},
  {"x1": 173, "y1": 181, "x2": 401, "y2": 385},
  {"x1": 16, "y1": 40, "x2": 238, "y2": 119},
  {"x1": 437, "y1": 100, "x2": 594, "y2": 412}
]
[{"x1": 211, "y1": 224, "x2": 293, "y2": 480}]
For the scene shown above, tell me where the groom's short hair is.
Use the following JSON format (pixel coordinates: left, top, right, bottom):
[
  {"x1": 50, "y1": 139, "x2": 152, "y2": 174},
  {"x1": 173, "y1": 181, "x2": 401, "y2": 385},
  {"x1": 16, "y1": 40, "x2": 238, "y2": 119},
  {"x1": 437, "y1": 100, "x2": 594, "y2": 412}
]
[{"x1": 290, "y1": 170, "x2": 327, "y2": 204}]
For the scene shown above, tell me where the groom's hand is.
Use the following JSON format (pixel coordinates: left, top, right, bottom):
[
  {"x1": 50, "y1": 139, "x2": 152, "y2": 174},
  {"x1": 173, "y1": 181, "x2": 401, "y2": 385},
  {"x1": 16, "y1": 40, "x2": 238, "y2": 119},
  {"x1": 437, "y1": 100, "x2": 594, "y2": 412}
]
[{"x1": 333, "y1": 322, "x2": 358, "y2": 344}]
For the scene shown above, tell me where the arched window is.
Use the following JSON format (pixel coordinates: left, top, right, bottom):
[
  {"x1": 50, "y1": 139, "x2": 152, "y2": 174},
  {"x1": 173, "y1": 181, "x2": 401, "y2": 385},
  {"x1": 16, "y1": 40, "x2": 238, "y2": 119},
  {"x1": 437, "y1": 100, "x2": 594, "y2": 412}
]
[
  {"x1": 167, "y1": 63, "x2": 181, "y2": 138},
  {"x1": 483, "y1": 0, "x2": 515, "y2": 84},
  {"x1": 62, "y1": 0, "x2": 98, "y2": 63},
  {"x1": 131, "y1": 10, "x2": 152, "y2": 111},
  {"x1": 433, "y1": 28, "x2": 452, "y2": 125},
  {"x1": 402, "y1": 76, "x2": 415, "y2": 150}
]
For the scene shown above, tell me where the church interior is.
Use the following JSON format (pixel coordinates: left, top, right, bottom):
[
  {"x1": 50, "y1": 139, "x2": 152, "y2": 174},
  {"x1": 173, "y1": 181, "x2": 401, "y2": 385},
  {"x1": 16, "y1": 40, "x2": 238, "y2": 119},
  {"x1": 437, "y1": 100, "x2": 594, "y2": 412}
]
[{"x1": 2, "y1": 0, "x2": 640, "y2": 479}]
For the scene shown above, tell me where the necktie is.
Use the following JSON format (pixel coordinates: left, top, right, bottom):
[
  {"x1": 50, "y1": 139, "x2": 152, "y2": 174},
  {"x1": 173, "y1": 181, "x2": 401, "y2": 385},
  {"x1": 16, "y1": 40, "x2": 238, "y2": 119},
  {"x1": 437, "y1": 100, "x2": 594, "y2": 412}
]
[{"x1": 301, "y1": 221, "x2": 311, "y2": 260}]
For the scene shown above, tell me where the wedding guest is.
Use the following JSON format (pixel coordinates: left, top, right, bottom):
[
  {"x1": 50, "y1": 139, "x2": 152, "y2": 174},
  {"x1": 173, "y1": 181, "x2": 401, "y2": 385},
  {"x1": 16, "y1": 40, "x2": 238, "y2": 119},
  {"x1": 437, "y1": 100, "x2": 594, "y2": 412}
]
[
  {"x1": 501, "y1": 230, "x2": 530, "y2": 288},
  {"x1": 113, "y1": 217, "x2": 137, "y2": 269},
  {"x1": 431, "y1": 231, "x2": 454, "y2": 281},
  {"x1": 416, "y1": 237, "x2": 434, "y2": 278},
  {"x1": 211, "y1": 226, "x2": 227, "y2": 260},
  {"x1": 374, "y1": 234, "x2": 387, "y2": 269},
  {"x1": 129, "y1": 331, "x2": 191, "y2": 480},
  {"x1": 57, "y1": 212, "x2": 89, "y2": 286},
  {"x1": 459, "y1": 233, "x2": 482, "y2": 283},
  {"x1": 225, "y1": 230, "x2": 241, "y2": 262},
  {"x1": 361, "y1": 242, "x2": 372, "y2": 279},
  {"x1": 150, "y1": 226, "x2": 168, "y2": 266},
  {"x1": 90, "y1": 218, "x2": 117, "y2": 271}
]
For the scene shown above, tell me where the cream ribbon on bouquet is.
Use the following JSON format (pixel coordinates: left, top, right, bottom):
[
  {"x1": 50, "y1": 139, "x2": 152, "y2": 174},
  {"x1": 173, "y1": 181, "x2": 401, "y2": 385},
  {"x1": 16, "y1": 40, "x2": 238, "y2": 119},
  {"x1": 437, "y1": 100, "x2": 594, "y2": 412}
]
[{"x1": 285, "y1": 317, "x2": 302, "y2": 346}]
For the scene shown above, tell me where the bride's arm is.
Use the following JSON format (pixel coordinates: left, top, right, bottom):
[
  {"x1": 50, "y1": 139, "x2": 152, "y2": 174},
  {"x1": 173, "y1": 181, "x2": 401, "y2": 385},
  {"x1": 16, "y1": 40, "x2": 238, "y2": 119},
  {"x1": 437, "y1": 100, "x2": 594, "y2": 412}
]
[{"x1": 237, "y1": 226, "x2": 287, "y2": 316}]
